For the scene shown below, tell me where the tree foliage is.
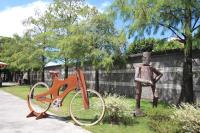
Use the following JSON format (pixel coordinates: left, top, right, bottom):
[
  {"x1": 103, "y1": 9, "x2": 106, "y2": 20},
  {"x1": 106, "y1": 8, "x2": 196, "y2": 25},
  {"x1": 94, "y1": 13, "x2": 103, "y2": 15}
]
[
  {"x1": 0, "y1": 0, "x2": 126, "y2": 76},
  {"x1": 110, "y1": 0, "x2": 200, "y2": 40},
  {"x1": 48, "y1": 0, "x2": 126, "y2": 70},
  {"x1": 0, "y1": 34, "x2": 41, "y2": 71},
  {"x1": 110, "y1": 0, "x2": 200, "y2": 103},
  {"x1": 23, "y1": 9, "x2": 56, "y2": 81},
  {"x1": 47, "y1": 0, "x2": 88, "y2": 65},
  {"x1": 81, "y1": 11, "x2": 126, "y2": 70}
]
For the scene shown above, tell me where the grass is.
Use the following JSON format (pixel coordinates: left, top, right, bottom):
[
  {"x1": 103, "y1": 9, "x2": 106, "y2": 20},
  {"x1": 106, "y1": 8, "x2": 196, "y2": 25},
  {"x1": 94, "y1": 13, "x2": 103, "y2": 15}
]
[{"x1": 0, "y1": 85, "x2": 174, "y2": 133}]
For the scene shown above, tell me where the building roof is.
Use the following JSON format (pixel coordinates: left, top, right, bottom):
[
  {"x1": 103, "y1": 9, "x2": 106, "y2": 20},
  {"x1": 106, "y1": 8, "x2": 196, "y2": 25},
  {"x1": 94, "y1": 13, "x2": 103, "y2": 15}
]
[
  {"x1": 45, "y1": 61, "x2": 63, "y2": 67},
  {"x1": 0, "y1": 61, "x2": 7, "y2": 69}
]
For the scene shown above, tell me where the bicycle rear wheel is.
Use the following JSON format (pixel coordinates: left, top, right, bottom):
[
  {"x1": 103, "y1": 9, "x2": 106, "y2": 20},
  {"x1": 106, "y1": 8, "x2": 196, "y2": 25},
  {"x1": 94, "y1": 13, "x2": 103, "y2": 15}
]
[
  {"x1": 69, "y1": 89, "x2": 105, "y2": 126},
  {"x1": 28, "y1": 82, "x2": 51, "y2": 114}
]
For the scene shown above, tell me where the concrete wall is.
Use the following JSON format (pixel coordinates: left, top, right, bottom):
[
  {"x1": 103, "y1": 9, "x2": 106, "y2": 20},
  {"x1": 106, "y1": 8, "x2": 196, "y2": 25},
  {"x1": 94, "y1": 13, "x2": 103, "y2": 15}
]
[
  {"x1": 38, "y1": 50, "x2": 200, "y2": 104},
  {"x1": 129, "y1": 51, "x2": 200, "y2": 104}
]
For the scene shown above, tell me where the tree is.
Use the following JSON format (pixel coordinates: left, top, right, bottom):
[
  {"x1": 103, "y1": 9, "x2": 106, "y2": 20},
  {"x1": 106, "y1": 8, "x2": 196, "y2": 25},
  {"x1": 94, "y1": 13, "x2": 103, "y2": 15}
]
[
  {"x1": 63, "y1": 8, "x2": 126, "y2": 91},
  {"x1": 0, "y1": 36, "x2": 12, "y2": 52},
  {"x1": 88, "y1": 13, "x2": 125, "y2": 92},
  {"x1": 0, "y1": 34, "x2": 42, "y2": 83},
  {"x1": 0, "y1": 36, "x2": 15, "y2": 83},
  {"x1": 46, "y1": 0, "x2": 86, "y2": 78},
  {"x1": 24, "y1": 10, "x2": 54, "y2": 82},
  {"x1": 48, "y1": 0, "x2": 126, "y2": 92},
  {"x1": 110, "y1": 0, "x2": 200, "y2": 103},
  {"x1": 0, "y1": 35, "x2": 24, "y2": 71}
]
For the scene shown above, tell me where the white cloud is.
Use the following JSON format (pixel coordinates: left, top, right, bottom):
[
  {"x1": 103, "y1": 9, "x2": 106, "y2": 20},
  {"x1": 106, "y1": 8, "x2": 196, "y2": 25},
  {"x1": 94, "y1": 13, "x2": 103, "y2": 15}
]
[
  {"x1": 0, "y1": 0, "x2": 50, "y2": 37},
  {"x1": 0, "y1": 0, "x2": 112, "y2": 37}
]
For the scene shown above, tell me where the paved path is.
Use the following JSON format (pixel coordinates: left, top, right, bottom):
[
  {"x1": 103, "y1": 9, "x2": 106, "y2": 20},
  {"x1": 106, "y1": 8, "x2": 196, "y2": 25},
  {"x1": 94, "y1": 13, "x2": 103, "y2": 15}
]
[{"x1": 0, "y1": 90, "x2": 91, "y2": 133}]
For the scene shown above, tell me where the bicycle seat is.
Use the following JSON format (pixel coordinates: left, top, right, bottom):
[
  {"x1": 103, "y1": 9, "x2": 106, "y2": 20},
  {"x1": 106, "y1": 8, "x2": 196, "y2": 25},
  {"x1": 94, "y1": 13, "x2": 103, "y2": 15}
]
[
  {"x1": 49, "y1": 70, "x2": 59, "y2": 79},
  {"x1": 49, "y1": 70, "x2": 60, "y2": 74}
]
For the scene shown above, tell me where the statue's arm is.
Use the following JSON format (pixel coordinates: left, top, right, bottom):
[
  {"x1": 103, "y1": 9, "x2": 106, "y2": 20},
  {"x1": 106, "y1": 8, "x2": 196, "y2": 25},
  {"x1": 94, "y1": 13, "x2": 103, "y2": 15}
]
[{"x1": 152, "y1": 67, "x2": 163, "y2": 83}]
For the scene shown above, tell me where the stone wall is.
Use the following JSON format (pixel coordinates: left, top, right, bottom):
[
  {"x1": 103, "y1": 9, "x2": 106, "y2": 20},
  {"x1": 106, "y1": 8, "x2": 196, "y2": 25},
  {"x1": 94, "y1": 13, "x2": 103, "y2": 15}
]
[
  {"x1": 40, "y1": 50, "x2": 200, "y2": 104},
  {"x1": 128, "y1": 51, "x2": 200, "y2": 104}
]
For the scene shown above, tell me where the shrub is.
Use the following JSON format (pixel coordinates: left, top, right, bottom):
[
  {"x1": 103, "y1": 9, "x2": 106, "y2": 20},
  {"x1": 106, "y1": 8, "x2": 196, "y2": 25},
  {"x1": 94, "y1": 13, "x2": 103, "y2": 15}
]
[
  {"x1": 153, "y1": 40, "x2": 183, "y2": 52},
  {"x1": 126, "y1": 38, "x2": 184, "y2": 56},
  {"x1": 147, "y1": 108, "x2": 181, "y2": 133},
  {"x1": 126, "y1": 38, "x2": 155, "y2": 55},
  {"x1": 103, "y1": 94, "x2": 134, "y2": 125},
  {"x1": 171, "y1": 103, "x2": 200, "y2": 133}
]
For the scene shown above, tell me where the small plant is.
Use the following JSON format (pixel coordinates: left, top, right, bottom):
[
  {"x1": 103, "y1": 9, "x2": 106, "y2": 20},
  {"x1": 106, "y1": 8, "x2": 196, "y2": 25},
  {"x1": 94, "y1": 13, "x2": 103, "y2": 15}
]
[
  {"x1": 103, "y1": 94, "x2": 134, "y2": 125},
  {"x1": 171, "y1": 103, "x2": 200, "y2": 133}
]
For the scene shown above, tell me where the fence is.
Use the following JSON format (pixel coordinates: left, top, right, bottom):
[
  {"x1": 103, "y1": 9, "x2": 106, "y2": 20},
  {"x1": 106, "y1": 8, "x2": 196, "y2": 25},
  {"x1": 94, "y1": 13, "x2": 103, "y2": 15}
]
[{"x1": 30, "y1": 50, "x2": 200, "y2": 104}]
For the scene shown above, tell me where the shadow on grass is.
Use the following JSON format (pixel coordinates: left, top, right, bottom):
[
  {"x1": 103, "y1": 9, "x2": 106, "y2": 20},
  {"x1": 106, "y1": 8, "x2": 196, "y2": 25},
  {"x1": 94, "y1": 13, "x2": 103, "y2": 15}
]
[{"x1": 102, "y1": 115, "x2": 140, "y2": 126}]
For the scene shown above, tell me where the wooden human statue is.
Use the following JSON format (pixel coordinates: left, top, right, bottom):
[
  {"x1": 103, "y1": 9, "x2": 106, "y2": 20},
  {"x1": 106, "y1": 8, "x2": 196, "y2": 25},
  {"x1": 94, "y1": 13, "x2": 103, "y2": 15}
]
[{"x1": 134, "y1": 52, "x2": 163, "y2": 116}]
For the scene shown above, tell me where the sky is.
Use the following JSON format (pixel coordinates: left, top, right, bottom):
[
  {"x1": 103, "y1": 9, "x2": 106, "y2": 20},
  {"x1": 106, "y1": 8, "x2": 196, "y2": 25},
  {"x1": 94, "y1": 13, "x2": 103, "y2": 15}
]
[
  {"x1": 0, "y1": 0, "x2": 113, "y2": 37},
  {"x1": 0, "y1": 0, "x2": 171, "y2": 40}
]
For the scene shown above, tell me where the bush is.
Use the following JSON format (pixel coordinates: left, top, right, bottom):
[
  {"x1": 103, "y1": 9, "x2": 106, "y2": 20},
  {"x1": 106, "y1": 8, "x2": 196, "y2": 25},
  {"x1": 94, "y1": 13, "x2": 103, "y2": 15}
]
[
  {"x1": 147, "y1": 108, "x2": 181, "y2": 133},
  {"x1": 126, "y1": 38, "x2": 155, "y2": 55},
  {"x1": 171, "y1": 103, "x2": 200, "y2": 133},
  {"x1": 153, "y1": 40, "x2": 183, "y2": 52},
  {"x1": 126, "y1": 38, "x2": 184, "y2": 56},
  {"x1": 103, "y1": 94, "x2": 134, "y2": 125}
]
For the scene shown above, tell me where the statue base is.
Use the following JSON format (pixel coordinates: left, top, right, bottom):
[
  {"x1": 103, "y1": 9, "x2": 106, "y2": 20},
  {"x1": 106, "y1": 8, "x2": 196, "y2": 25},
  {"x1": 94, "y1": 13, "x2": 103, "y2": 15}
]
[{"x1": 133, "y1": 109, "x2": 145, "y2": 117}]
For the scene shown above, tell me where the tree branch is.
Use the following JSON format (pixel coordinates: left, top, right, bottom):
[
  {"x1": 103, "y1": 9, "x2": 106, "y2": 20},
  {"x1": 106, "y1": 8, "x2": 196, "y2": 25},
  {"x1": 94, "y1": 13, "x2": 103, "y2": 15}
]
[
  {"x1": 160, "y1": 8, "x2": 184, "y2": 26},
  {"x1": 158, "y1": 22, "x2": 185, "y2": 41},
  {"x1": 192, "y1": 24, "x2": 200, "y2": 32},
  {"x1": 192, "y1": 17, "x2": 200, "y2": 30}
]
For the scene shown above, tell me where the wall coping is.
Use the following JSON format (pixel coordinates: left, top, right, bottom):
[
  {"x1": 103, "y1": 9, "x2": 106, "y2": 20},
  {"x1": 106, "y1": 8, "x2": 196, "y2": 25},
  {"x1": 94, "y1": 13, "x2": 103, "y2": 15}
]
[{"x1": 128, "y1": 49, "x2": 200, "y2": 59}]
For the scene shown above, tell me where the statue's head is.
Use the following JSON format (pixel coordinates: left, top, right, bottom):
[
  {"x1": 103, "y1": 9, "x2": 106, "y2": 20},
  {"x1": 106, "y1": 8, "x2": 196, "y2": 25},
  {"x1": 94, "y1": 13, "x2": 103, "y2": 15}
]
[{"x1": 142, "y1": 52, "x2": 151, "y2": 65}]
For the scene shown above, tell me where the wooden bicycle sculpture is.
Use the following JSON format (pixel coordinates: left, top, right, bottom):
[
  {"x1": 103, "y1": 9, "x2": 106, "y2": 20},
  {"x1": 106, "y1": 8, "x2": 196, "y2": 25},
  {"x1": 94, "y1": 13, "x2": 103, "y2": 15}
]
[{"x1": 27, "y1": 68, "x2": 105, "y2": 126}]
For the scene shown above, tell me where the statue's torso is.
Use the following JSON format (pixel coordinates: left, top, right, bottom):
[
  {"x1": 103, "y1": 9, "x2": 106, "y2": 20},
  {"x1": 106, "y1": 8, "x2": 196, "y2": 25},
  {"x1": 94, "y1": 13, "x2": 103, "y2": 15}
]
[{"x1": 139, "y1": 65, "x2": 153, "y2": 82}]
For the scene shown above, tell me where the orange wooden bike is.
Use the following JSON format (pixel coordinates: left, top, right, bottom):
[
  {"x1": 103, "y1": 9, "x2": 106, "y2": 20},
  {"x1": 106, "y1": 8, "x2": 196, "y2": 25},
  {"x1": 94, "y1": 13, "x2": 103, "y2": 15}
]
[{"x1": 27, "y1": 68, "x2": 105, "y2": 126}]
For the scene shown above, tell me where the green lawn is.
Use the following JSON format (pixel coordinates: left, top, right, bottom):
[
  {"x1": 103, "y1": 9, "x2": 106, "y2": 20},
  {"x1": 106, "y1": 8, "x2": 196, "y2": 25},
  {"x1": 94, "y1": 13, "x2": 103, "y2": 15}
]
[{"x1": 0, "y1": 85, "x2": 174, "y2": 133}]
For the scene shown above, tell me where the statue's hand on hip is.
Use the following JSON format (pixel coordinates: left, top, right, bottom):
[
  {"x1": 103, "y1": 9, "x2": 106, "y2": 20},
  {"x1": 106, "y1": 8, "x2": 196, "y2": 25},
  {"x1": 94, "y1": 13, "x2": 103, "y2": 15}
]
[{"x1": 147, "y1": 80, "x2": 154, "y2": 86}]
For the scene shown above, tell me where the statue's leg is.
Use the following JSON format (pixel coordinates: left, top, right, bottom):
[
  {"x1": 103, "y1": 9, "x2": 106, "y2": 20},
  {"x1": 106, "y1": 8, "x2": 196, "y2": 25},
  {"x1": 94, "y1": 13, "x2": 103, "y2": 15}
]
[
  {"x1": 135, "y1": 82, "x2": 142, "y2": 109},
  {"x1": 151, "y1": 85, "x2": 158, "y2": 108},
  {"x1": 133, "y1": 82, "x2": 144, "y2": 116}
]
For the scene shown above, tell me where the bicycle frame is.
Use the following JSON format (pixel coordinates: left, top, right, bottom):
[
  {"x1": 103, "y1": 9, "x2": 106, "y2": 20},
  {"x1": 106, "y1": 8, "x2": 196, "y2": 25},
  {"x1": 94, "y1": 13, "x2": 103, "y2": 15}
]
[{"x1": 32, "y1": 69, "x2": 89, "y2": 109}]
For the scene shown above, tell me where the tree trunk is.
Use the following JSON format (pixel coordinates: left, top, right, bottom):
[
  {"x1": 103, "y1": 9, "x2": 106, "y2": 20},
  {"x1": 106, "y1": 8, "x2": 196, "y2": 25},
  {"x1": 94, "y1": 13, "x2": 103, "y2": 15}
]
[
  {"x1": 64, "y1": 58, "x2": 68, "y2": 78},
  {"x1": 27, "y1": 69, "x2": 30, "y2": 85},
  {"x1": 61, "y1": 59, "x2": 68, "y2": 91},
  {"x1": 95, "y1": 69, "x2": 99, "y2": 92},
  {"x1": 179, "y1": 5, "x2": 194, "y2": 103},
  {"x1": 41, "y1": 55, "x2": 45, "y2": 82},
  {"x1": 41, "y1": 67, "x2": 45, "y2": 82}
]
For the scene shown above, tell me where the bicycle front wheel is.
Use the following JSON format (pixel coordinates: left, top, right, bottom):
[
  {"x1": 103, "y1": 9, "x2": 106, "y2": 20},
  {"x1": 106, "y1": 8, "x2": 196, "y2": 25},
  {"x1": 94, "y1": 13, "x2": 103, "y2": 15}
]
[
  {"x1": 28, "y1": 82, "x2": 51, "y2": 114},
  {"x1": 69, "y1": 89, "x2": 105, "y2": 126}
]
